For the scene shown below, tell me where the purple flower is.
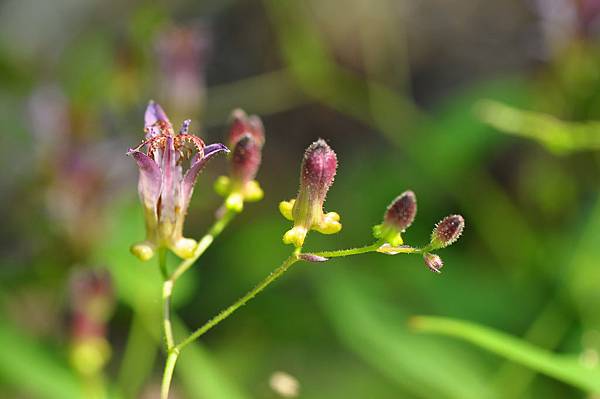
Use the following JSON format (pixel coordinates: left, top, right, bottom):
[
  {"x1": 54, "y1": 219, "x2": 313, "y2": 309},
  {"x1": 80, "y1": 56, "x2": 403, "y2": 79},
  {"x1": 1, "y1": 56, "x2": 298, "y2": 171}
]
[
  {"x1": 128, "y1": 101, "x2": 228, "y2": 260},
  {"x1": 280, "y1": 139, "x2": 341, "y2": 247},
  {"x1": 214, "y1": 109, "x2": 265, "y2": 211}
]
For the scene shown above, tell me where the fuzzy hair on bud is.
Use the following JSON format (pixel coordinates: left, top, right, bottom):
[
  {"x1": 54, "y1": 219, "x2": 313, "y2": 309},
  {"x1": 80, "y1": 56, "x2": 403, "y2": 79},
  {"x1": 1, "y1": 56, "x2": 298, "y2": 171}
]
[
  {"x1": 431, "y1": 214, "x2": 465, "y2": 249},
  {"x1": 299, "y1": 139, "x2": 337, "y2": 205},
  {"x1": 423, "y1": 253, "x2": 444, "y2": 273},
  {"x1": 384, "y1": 190, "x2": 417, "y2": 232},
  {"x1": 231, "y1": 134, "x2": 262, "y2": 184}
]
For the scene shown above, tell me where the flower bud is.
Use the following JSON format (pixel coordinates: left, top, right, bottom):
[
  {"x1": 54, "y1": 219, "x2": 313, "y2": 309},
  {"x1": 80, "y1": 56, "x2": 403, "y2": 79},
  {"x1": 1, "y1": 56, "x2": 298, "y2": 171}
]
[
  {"x1": 215, "y1": 109, "x2": 265, "y2": 212},
  {"x1": 430, "y1": 214, "x2": 465, "y2": 249},
  {"x1": 423, "y1": 253, "x2": 444, "y2": 273},
  {"x1": 280, "y1": 139, "x2": 341, "y2": 247},
  {"x1": 373, "y1": 190, "x2": 417, "y2": 246}
]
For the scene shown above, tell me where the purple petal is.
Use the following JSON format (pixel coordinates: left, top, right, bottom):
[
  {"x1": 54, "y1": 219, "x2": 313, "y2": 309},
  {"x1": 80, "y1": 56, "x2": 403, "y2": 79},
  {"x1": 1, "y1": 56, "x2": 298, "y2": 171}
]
[
  {"x1": 160, "y1": 136, "x2": 182, "y2": 224},
  {"x1": 130, "y1": 150, "x2": 161, "y2": 209},
  {"x1": 145, "y1": 101, "x2": 171, "y2": 129},
  {"x1": 181, "y1": 143, "x2": 229, "y2": 211}
]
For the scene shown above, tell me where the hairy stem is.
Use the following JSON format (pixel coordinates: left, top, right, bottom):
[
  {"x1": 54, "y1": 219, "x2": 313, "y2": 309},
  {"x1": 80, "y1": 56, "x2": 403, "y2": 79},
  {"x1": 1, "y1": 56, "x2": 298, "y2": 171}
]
[
  {"x1": 310, "y1": 242, "x2": 382, "y2": 258},
  {"x1": 176, "y1": 251, "x2": 300, "y2": 351}
]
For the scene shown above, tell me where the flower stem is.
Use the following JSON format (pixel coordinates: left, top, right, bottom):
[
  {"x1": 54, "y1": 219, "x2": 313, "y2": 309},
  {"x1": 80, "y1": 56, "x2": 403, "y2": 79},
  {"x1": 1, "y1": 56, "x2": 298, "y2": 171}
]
[
  {"x1": 160, "y1": 350, "x2": 179, "y2": 399},
  {"x1": 176, "y1": 252, "x2": 300, "y2": 351},
  {"x1": 159, "y1": 206, "x2": 237, "y2": 399},
  {"x1": 170, "y1": 208, "x2": 237, "y2": 282},
  {"x1": 310, "y1": 241, "x2": 383, "y2": 258}
]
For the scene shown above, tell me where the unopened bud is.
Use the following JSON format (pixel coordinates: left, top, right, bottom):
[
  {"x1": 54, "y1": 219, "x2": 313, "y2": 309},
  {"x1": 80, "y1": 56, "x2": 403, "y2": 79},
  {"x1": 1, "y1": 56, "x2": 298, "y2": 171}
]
[
  {"x1": 373, "y1": 190, "x2": 417, "y2": 246},
  {"x1": 385, "y1": 191, "x2": 417, "y2": 231},
  {"x1": 216, "y1": 110, "x2": 265, "y2": 211},
  {"x1": 423, "y1": 253, "x2": 444, "y2": 273},
  {"x1": 430, "y1": 214, "x2": 464, "y2": 249},
  {"x1": 231, "y1": 134, "x2": 262, "y2": 185},
  {"x1": 281, "y1": 139, "x2": 341, "y2": 247}
]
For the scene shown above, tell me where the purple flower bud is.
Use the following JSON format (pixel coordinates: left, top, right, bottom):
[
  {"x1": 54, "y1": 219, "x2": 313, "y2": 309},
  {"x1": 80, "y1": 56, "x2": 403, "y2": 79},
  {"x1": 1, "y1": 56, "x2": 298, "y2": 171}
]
[
  {"x1": 296, "y1": 139, "x2": 337, "y2": 212},
  {"x1": 384, "y1": 191, "x2": 417, "y2": 232},
  {"x1": 423, "y1": 253, "x2": 444, "y2": 273},
  {"x1": 228, "y1": 109, "x2": 265, "y2": 147},
  {"x1": 69, "y1": 269, "x2": 114, "y2": 339},
  {"x1": 281, "y1": 139, "x2": 341, "y2": 247},
  {"x1": 227, "y1": 109, "x2": 264, "y2": 185},
  {"x1": 430, "y1": 214, "x2": 465, "y2": 249},
  {"x1": 231, "y1": 134, "x2": 262, "y2": 184}
]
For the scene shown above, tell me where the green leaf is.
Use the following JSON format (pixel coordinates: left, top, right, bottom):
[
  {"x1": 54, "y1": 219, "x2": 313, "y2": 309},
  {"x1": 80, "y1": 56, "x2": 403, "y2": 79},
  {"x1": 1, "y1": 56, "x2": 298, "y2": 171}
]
[
  {"x1": 411, "y1": 315, "x2": 600, "y2": 392},
  {"x1": 316, "y1": 271, "x2": 496, "y2": 399},
  {"x1": 0, "y1": 322, "x2": 82, "y2": 399},
  {"x1": 477, "y1": 99, "x2": 600, "y2": 154}
]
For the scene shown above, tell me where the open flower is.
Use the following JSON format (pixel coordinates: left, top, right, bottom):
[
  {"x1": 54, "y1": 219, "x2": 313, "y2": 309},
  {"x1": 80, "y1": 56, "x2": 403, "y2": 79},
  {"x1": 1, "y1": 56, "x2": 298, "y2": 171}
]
[
  {"x1": 280, "y1": 139, "x2": 341, "y2": 247},
  {"x1": 214, "y1": 109, "x2": 265, "y2": 212},
  {"x1": 128, "y1": 101, "x2": 228, "y2": 260}
]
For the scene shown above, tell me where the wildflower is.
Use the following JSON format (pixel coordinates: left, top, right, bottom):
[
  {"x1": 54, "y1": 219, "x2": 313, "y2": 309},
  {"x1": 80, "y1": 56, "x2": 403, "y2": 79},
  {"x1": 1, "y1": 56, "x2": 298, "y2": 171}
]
[
  {"x1": 423, "y1": 253, "x2": 444, "y2": 273},
  {"x1": 373, "y1": 190, "x2": 417, "y2": 246},
  {"x1": 280, "y1": 139, "x2": 341, "y2": 247},
  {"x1": 214, "y1": 109, "x2": 265, "y2": 211},
  {"x1": 429, "y1": 214, "x2": 465, "y2": 250},
  {"x1": 128, "y1": 101, "x2": 228, "y2": 260}
]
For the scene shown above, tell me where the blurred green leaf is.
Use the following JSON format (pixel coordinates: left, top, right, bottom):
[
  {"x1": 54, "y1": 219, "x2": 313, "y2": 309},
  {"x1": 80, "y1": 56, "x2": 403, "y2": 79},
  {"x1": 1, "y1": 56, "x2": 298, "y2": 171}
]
[
  {"x1": 478, "y1": 99, "x2": 600, "y2": 154},
  {"x1": 0, "y1": 322, "x2": 81, "y2": 399},
  {"x1": 316, "y1": 271, "x2": 496, "y2": 399},
  {"x1": 411, "y1": 315, "x2": 600, "y2": 392},
  {"x1": 173, "y1": 319, "x2": 250, "y2": 399}
]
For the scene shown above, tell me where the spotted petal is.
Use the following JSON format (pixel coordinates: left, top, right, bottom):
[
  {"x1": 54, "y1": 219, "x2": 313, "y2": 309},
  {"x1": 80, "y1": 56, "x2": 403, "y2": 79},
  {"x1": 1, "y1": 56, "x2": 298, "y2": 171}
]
[
  {"x1": 160, "y1": 136, "x2": 182, "y2": 224},
  {"x1": 181, "y1": 143, "x2": 229, "y2": 211}
]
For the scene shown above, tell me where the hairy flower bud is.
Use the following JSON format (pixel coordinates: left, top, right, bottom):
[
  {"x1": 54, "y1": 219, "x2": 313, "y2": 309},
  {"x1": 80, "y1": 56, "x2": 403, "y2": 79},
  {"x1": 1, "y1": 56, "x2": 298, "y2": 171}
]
[
  {"x1": 373, "y1": 190, "x2": 417, "y2": 246},
  {"x1": 280, "y1": 139, "x2": 341, "y2": 247},
  {"x1": 430, "y1": 214, "x2": 465, "y2": 249},
  {"x1": 423, "y1": 253, "x2": 444, "y2": 273},
  {"x1": 215, "y1": 109, "x2": 265, "y2": 212}
]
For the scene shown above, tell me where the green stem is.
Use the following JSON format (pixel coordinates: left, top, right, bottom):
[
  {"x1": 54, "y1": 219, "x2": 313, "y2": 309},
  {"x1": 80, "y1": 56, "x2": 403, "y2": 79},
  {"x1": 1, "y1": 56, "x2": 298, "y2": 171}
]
[
  {"x1": 310, "y1": 242, "x2": 382, "y2": 258},
  {"x1": 160, "y1": 350, "x2": 179, "y2": 399},
  {"x1": 176, "y1": 253, "x2": 300, "y2": 351},
  {"x1": 170, "y1": 209, "x2": 236, "y2": 282},
  {"x1": 162, "y1": 280, "x2": 175, "y2": 350}
]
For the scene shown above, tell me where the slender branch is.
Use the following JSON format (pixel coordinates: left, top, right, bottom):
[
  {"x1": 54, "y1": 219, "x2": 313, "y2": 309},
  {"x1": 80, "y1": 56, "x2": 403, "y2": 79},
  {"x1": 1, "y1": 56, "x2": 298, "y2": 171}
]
[
  {"x1": 176, "y1": 252, "x2": 300, "y2": 351},
  {"x1": 162, "y1": 280, "x2": 175, "y2": 350},
  {"x1": 159, "y1": 206, "x2": 237, "y2": 399},
  {"x1": 159, "y1": 249, "x2": 175, "y2": 350},
  {"x1": 160, "y1": 350, "x2": 179, "y2": 399},
  {"x1": 170, "y1": 208, "x2": 237, "y2": 282},
  {"x1": 310, "y1": 241, "x2": 382, "y2": 258}
]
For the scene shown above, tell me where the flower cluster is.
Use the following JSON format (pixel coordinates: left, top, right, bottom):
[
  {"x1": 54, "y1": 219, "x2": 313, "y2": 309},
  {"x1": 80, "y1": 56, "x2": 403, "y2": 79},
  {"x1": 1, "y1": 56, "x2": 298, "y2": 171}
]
[{"x1": 280, "y1": 139, "x2": 465, "y2": 272}]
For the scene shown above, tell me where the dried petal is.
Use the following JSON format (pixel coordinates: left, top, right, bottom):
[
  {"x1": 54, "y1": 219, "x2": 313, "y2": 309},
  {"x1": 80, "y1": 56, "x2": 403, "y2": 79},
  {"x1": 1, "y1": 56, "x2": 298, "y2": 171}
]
[{"x1": 423, "y1": 253, "x2": 444, "y2": 273}]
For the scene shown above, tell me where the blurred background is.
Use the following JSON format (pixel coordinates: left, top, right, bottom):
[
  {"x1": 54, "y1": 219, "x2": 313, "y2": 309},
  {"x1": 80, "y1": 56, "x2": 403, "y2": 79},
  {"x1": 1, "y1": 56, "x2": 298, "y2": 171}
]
[{"x1": 2, "y1": 0, "x2": 600, "y2": 398}]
